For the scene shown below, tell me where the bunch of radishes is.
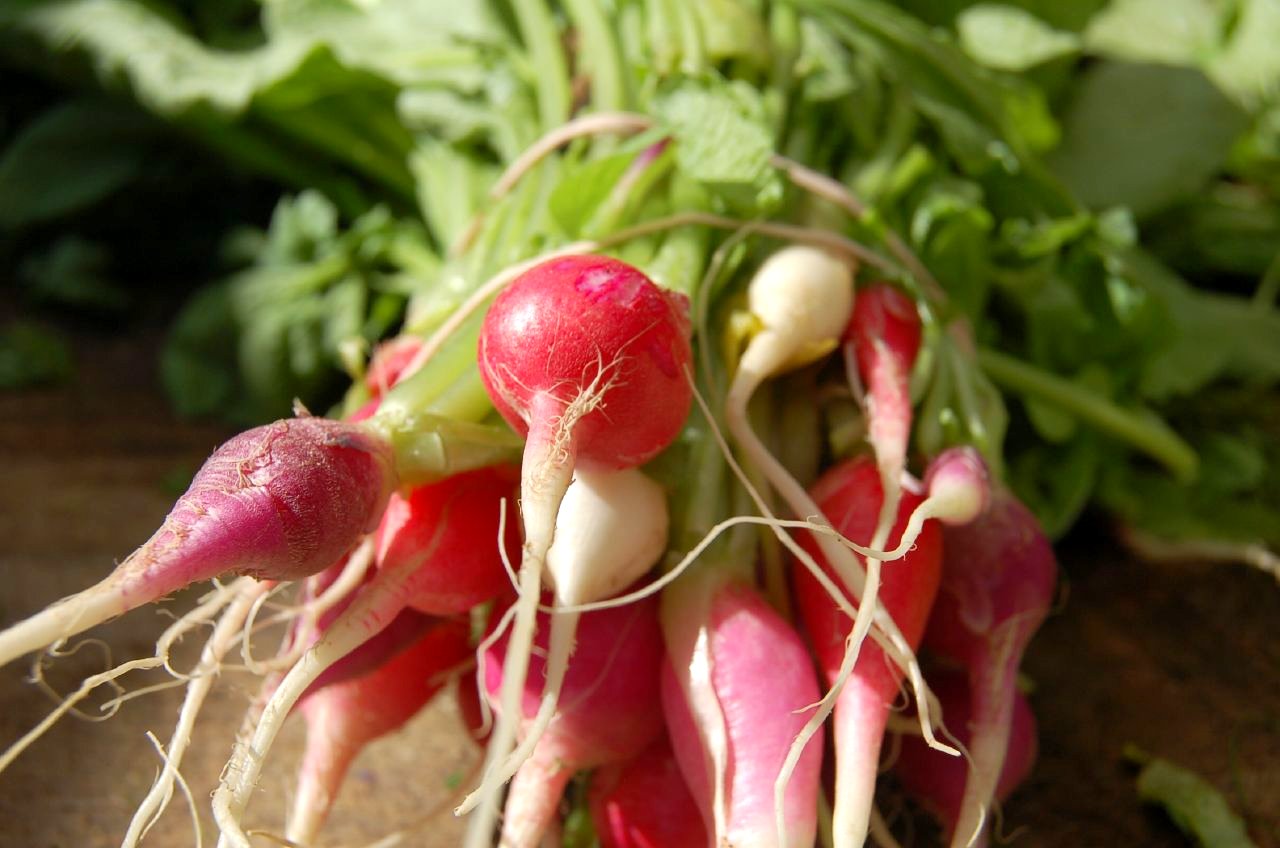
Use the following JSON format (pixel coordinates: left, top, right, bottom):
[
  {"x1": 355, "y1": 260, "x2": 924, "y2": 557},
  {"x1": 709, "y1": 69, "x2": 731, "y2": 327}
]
[{"x1": 0, "y1": 246, "x2": 1058, "y2": 848}]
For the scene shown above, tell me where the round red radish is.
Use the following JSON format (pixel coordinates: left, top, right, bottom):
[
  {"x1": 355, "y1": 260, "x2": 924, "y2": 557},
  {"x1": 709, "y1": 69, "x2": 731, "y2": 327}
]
[
  {"x1": 588, "y1": 738, "x2": 708, "y2": 848},
  {"x1": 477, "y1": 254, "x2": 692, "y2": 470}
]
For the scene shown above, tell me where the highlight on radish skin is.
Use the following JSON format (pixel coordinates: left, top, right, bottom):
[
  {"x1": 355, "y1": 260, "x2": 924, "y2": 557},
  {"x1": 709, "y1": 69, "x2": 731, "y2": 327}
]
[
  {"x1": 662, "y1": 579, "x2": 825, "y2": 848},
  {"x1": 793, "y1": 457, "x2": 944, "y2": 848},
  {"x1": 893, "y1": 668, "x2": 1039, "y2": 847},
  {"x1": 482, "y1": 592, "x2": 666, "y2": 848},
  {"x1": 0, "y1": 416, "x2": 396, "y2": 670},
  {"x1": 287, "y1": 618, "x2": 472, "y2": 845},
  {"x1": 923, "y1": 487, "x2": 1057, "y2": 848},
  {"x1": 588, "y1": 737, "x2": 709, "y2": 848},
  {"x1": 465, "y1": 254, "x2": 692, "y2": 844}
]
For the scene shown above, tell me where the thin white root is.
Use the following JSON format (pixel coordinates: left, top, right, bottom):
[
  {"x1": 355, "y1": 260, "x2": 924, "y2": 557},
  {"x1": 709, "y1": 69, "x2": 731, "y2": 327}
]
[
  {"x1": 0, "y1": 656, "x2": 161, "y2": 774},
  {"x1": 1118, "y1": 526, "x2": 1280, "y2": 583},
  {"x1": 142, "y1": 731, "x2": 203, "y2": 848},
  {"x1": 0, "y1": 572, "x2": 134, "y2": 670},
  {"x1": 122, "y1": 580, "x2": 268, "y2": 847}
]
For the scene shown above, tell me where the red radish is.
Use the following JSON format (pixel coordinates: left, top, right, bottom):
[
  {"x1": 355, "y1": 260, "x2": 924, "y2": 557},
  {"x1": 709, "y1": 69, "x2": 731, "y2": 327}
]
[
  {"x1": 375, "y1": 464, "x2": 522, "y2": 615},
  {"x1": 923, "y1": 487, "x2": 1056, "y2": 848},
  {"x1": 212, "y1": 467, "x2": 517, "y2": 847},
  {"x1": 588, "y1": 738, "x2": 708, "y2": 848},
  {"x1": 286, "y1": 618, "x2": 472, "y2": 845},
  {"x1": 366, "y1": 335, "x2": 426, "y2": 398},
  {"x1": 465, "y1": 255, "x2": 691, "y2": 843},
  {"x1": 893, "y1": 668, "x2": 1039, "y2": 846},
  {"x1": 662, "y1": 577, "x2": 824, "y2": 848},
  {"x1": 482, "y1": 592, "x2": 666, "y2": 848},
  {"x1": 0, "y1": 416, "x2": 396, "y2": 669},
  {"x1": 843, "y1": 282, "x2": 923, "y2": 537},
  {"x1": 793, "y1": 456, "x2": 944, "y2": 848}
]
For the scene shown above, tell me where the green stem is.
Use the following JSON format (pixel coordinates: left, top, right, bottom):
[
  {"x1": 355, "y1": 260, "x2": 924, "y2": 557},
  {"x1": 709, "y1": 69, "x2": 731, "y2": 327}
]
[
  {"x1": 562, "y1": 0, "x2": 630, "y2": 112},
  {"x1": 1253, "y1": 249, "x2": 1280, "y2": 311},
  {"x1": 978, "y1": 348, "x2": 1198, "y2": 481},
  {"x1": 510, "y1": 0, "x2": 572, "y2": 129}
]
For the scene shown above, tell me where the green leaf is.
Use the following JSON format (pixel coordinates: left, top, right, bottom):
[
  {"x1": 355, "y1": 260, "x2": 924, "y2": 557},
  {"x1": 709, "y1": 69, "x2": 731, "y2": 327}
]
[
  {"x1": 19, "y1": 237, "x2": 130, "y2": 313},
  {"x1": 657, "y1": 81, "x2": 783, "y2": 215},
  {"x1": 957, "y1": 4, "x2": 1080, "y2": 71},
  {"x1": 1126, "y1": 750, "x2": 1259, "y2": 848},
  {"x1": 0, "y1": 99, "x2": 158, "y2": 229},
  {"x1": 1209, "y1": 0, "x2": 1280, "y2": 107},
  {"x1": 549, "y1": 149, "x2": 641, "y2": 237},
  {"x1": 1084, "y1": 0, "x2": 1221, "y2": 67},
  {"x1": 1047, "y1": 61, "x2": 1249, "y2": 218},
  {"x1": 0, "y1": 322, "x2": 74, "y2": 389}
]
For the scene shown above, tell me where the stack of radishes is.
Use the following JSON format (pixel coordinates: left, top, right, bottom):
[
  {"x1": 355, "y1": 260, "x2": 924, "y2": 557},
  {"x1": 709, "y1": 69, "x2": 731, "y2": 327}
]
[{"x1": 0, "y1": 251, "x2": 1057, "y2": 848}]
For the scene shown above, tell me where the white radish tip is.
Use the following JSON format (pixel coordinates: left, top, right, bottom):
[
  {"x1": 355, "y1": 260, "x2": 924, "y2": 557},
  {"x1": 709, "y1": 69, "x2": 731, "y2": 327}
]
[
  {"x1": 924, "y1": 447, "x2": 990, "y2": 526},
  {"x1": 748, "y1": 246, "x2": 854, "y2": 355}
]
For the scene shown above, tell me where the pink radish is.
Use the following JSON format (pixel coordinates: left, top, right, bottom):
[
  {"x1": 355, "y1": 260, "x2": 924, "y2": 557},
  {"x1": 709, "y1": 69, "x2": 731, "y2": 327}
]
[
  {"x1": 588, "y1": 737, "x2": 708, "y2": 848},
  {"x1": 213, "y1": 466, "x2": 518, "y2": 847},
  {"x1": 922, "y1": 486, "x2": 1056, "y2": 848},
  {"x1": 0, "y1": 416, "x2": 396, "y2": 669},
  {"x1": 465, "y1": 255, "x2": 691, "y2": 843},
  {"x1": 287, "y1": 617, "x2": 472, "y2": 845},
  {"x1": 662, "y1": 576, "x2": 824, "y2": 848},
  {"x1": 482, "y1": 591, "x2": 666, "y2": 848},
  {"x1": 375, "y1": 464, "x2": 522, "y2": 615},
  {"x1": 793, "y1": 456, "x2": 944, "y2": 848},
  {"x1": 893, "y1": 668, "x2": 1039, "y2": 846},
  {"x1": 843, "y1": 282, "x2": 923, "y2": 538}
]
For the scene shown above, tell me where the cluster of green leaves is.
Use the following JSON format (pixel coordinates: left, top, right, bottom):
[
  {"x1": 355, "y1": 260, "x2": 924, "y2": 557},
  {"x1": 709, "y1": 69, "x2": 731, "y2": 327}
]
[{"x1": 2, "y1": 0, "x2": 1278, "y2": 553}]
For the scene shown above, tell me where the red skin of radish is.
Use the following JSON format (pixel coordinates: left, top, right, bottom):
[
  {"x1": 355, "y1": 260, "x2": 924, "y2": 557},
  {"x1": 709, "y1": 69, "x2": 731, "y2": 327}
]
[
  {"x1": 365, "y1": 335, "x2": 425, "y2": 398},
  {"x1": 844, "y1": 283, "x2": 922, "y2": 476},
  {"x1": 0, "y1": 416, "x2": 396, "y2": 667},
  {"x1": 792, "y1": 457, "x2": 943, "y2": 843},
  {"x1": 662, "y1": 581, "x2": 825, "y2": 848},
  {"x1": 921, "y1": 486, "x2": 1056, "y2": 848},
  {"x1": 478, "y1": 254, "x2": 693, "y2": 470},
  {"x1": 291, "y1": 617, "x2": 472, "y2": 842},
  {"x1": 482, "y1": 593, "x2": 665, "y2": 848},
  {"x1": 893, "y1": 668, "x2": 1038, "y2": 844},
  {"x1": 374, "y1": 464, "x2": 521, "y2": 615},
  {"x1": 588, "y1": 738, "x2": 709, "y2": 848}
]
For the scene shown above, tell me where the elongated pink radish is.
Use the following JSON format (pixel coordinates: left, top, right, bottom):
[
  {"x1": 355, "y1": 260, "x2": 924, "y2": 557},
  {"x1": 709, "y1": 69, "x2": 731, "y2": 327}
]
[
  {"x1": 482, "y1": 592, "x2": 666, "y2": 848},
  {"x1": 662, "y1": 577, "x2": 824, "y2": 848},
  {"x1": 287, "y1": 618, "x2": 472, "y2": 845},
  {"x1": 0, "y1": 416, "x2": 396, "y2": 670},
  {"x1": 588, "y1": 737, "x2": 708, "y2": 848},
  {"x1": 213, "y1": 467, "x2": 517, "y2": 848},
  {"x1": 893, "y1": 668, "x2": 1038, "y2": 847},
  {"x1": 923, "y1": 487, "x2": 1056, "y2": 848},
  {"x1": 843, "y1": 282, "x2": 923, "y2": 539},
  {"x1": 376, "y1": 464, "x2": 521, "y2": 615},
  {"x1": 465, "y1": 255, "x2": 691, "y2": 843},
  {"x1": 793, "y1": 456, "x2": 943, "y2": 848}
]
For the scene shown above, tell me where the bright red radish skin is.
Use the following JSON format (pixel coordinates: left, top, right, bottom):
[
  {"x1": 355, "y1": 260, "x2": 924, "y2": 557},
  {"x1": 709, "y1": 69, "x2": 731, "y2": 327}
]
[
  {"x1": 588, "y1": 738, "x2": 708, "y2": 848},
  {"x1": 482, "y1": 593, "x2": 665, "y2": 848},
  {"x1": 375, "y1": 464, "x2": 522, "y2": 615},
  {"x1": 923, "y1": 487, "x2": 1057, "y2": 848},
  {"x1": 845, "y1": 282, "x2": 923, "y2": 495},
  {"x1": 0, "y1": 416, "x2": 396, "y2": 669},
  {"x1": 663, "y1": 581, "x2": 824, "y2": 848},
  {"x1": 893, "y1": 668, "x2": 1038, "y2": 845},
  {"x1": 793, "y1": 457, "x2": 943, "y2": 848},
  {"x1": 288, "y1": 618, "x2": 472, "y2": 844},
  {"x1": 478, "y1": 254, "x2": 692, "y2": 471}
]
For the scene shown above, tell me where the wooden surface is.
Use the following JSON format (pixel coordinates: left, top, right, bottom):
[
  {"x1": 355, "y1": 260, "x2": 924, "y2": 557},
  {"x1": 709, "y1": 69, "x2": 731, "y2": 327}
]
[{"x1": 1, "y1": 329, "x2": 1277, "y2": 847}]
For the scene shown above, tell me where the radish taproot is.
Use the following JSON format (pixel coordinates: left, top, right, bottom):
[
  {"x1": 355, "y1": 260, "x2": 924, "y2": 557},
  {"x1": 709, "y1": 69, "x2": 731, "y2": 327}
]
[
  {"x1": 0, "y1": 416, "x2": 396, "y2": 670},
  {"x1": 463, "y1": 254, "x2": 692, "y2": 843},
  {"x1": 893, "y1": 668, "x2": 1039, "y2": 847},
  {"x1": 794, "y1": 456, "x2": 944, "y2": 848},
  {"x1": 212, "y1": 466, "x2": 518, "y2": 847},
  {"x1": 482, "y1": 592, "x2": 666, "y2": 848},
  {"x1": 662, "y1": 576, "x2": 825, "y2": 848},
  {"x1": 923, "y1": 487, "x2": 1057, "y2": 848},
  {"x1": 286, "y1": 617, "x2": 472, "y2": 845},
  {"x1": 588, "y1": 737, "x2": 708, "y2": 848}
]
